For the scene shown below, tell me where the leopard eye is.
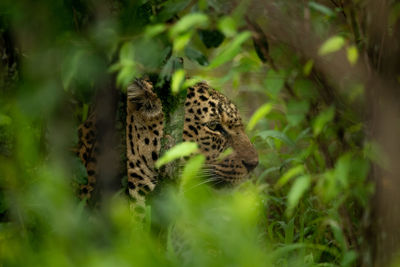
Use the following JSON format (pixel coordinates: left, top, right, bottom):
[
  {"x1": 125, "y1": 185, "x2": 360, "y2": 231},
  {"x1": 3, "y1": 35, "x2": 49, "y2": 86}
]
[{"x1": 207, "y1": 122, "x2": 226, "y2": 135}]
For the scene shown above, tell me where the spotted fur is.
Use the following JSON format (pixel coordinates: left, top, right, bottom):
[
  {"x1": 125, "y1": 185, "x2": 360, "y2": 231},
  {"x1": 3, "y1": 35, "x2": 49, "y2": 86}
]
[
  {"x1": 125, "y1": 79, "x2": 163, "y2": 212},
  {"x1": 76, "y1": 79, "x2": 258, "y2": 211},
  {"x1": 76, "y1": 112, "x2": 98, "y2": 199}
]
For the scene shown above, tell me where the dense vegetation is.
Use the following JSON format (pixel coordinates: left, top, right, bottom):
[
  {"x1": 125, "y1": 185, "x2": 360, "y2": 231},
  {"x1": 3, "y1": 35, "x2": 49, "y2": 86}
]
[{"x1": 1, "y1": 0, "x2": 400, "y2": 266}]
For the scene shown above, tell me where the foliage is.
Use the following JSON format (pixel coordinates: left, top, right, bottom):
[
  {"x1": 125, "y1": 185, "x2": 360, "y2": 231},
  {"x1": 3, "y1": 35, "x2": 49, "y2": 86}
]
[{"x1": 0, "y1": 0, "x2": 391, "y2": 266}]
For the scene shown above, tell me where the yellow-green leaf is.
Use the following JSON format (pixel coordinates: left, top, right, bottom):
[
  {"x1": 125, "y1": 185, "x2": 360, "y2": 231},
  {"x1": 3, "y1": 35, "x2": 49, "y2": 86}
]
[
  {"x1": 180, "y1": 154, "x2": 206, "y2": 192},
  {"x1": 313, "y1": 106, "x2": 335, "y2": 136},
  {"x1": 171, "y1": 69, "x2": 186, "y2": 94},
  {"x1": 155, "y1": 142, "x2": 198, "y2": 168},
  {"x1": 303, "y1": 60, "x2": 314, "y2": 76},
  {"x1": 170, "y1": 13, "x2": 209, "y2": 38},
  {"x1": 286, "y1": 175, "x2": 311, "y2": 216},
  {"x1": 275, "y1": 165, "x2": 305, "y2": 189},
  {"x1": 145, "y1": 24, "x2": 166, "y2": 38},
  {"x1": 217, "y1": 147, "x2": 233, "y2": 161},
  {"x1": 319, "y1": 36, "x2": 345, "y2": 55},
  {"x1": 247, "y1": 103, "x2": 273, "y2": 131},
  {"x1": 347, "y1": 46, "x2": 358, "y2": 65},
  {"x1": 218, "y1": 16, "x2": 237, "y2": 37},
  {"x1": 173, "y1": 32, "x2": 192, "y2": 52}
]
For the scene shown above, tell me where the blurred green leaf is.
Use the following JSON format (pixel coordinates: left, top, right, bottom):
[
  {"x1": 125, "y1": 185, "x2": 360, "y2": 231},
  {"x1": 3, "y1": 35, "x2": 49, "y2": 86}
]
[
  {"x1": 303, "y1": 60, "x2": 314, "y2": 76},
  {"x1": 335, "y1": 154, "x2": 351, "y2": 188},
  {"x1": 185, "y1": 46, "x2": 208, "y2": 66},
  {"x1": 328, "y1": 219, "x2": 347, "y2": 250},
  {"x1": 389, "y1": 2, "x2": 400, "y2": 26},
  {"x1": 159, "y1": 56, "x2": 183, "y2": 82},
  {"x1": 157, "y1": 0, "x2": 192, "y2": 22},
  {"x1": 276, "y1": 165, "x2": 305, "y2": 189},
  {"x1": 286, "y1": 100, "x2": 309, "y2": 126},
  {"x1": 134, "y1": 38, "x2": 167, "y2": 69},
  {"x1": 208, "y1": 31, "x2": 251, "y2": 68},
  {"x1": 155, "y1": 142, "x2": 198, "y2": 168},
  {"x1": 308, "y1": 2, "x2": 335, "y2": 17},
  {"x1": 0, "y1": 114, "x2": 12, "y2": 126},
  {"x1": 257, "y1": 130, "x2": 296, "y2": 147},
  {"x1": 347, "y1": 46, "x2": 358, "y2": 65},
  {"x1": 216, "y1": 147, "x2": 233, "y2": 161},
  {"x1": 293, "y1": 79, "x2": 317, "y2": 100},
  {"x1": 342, "y1": 250, "x2": 357, "y2": 267},
  {"x1": 171, "y1": 69, "x2": 186, "y2": 94},
  {"x1": 145, "y1": 24, "x2": 167, "y2": 38},
  {"x1": 173, "y1": 32, "x2": 192, "y2": 52},
  {"x1": 264, "y1": 69, "x2": 285, "y2": 98},
  {"x1": 284, "y1": 218, "x2": 295, "y2": 244},
  {"x1": 82, "y1": 104, "x2": 89, "y2": 122},
  {"x1": 218, "y1": 16, "x2": 237, "y2": 37},
  {"x1": 247, "y1": 103, "x2": 273, "y2": 131},
  {"x1": 113, "y1": 42, "x2": 136, "y2": 88},
  {"x1": 313, "y1": 106, "x2": 335, "y2": 136},
  {"x1": 319, "y1": 36, "x2": 345, "y2": 55},
  {"x1": 170, "y1": 13, "x2": 209, "y2": 38},
  {"x1": 180, "y1": 154, "x2": 205, "y2": 192},
  {"x1": 286, "y1": 175, "x2": 311, "y2": 216}
]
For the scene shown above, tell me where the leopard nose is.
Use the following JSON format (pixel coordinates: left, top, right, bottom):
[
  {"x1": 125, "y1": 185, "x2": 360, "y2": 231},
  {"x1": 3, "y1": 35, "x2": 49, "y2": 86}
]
[{"x1": 242, "y1": 159, "x2": 258, "y2": 172}]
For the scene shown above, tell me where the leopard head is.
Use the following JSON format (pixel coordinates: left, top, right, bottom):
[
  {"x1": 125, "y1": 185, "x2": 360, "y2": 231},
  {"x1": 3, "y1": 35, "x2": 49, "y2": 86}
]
[{"x1": 183, "y1": 82, "x2": 258, "y2": 186}]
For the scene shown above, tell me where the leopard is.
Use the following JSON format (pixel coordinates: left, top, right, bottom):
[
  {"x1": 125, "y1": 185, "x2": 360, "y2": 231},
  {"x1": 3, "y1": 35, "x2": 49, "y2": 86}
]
[{"x1": 76, "y1": 78, "x2": 258, "y2": 213}]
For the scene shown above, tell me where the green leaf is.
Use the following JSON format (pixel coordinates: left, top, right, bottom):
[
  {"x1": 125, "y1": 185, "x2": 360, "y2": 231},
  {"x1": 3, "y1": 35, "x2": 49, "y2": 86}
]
[
  {"x1": 334, "y1": 154, "x2": 351, "y2": 188},
  {"x1": 170, "y1": 13, "x2": 209, "y2": 38},
  {"x1": 0, "y1": 113, "x2": 12, "y2": 126},
  {"x1": 286, "y1": 100, "x2": 309, "y2": 126},
  {"x1": 82, "y1": 104, "x2": 89, "y2": 122},
  {"x1": 293, "y1": 79, "x2": 317, "y2": 100},
  {"x1": 308, "y1": 2, "x2": 335, "y2": 17},
  {"x1": 157, "y1": 0, "x2": 192, "y2": 22},
  {"x1": 159, "y1": 56, "x2": 183, "y2": 82},
  {"x1": 247, "y1": 103, "x2": 273, "y2": 131},
  {"x1": 275, "y1": 165, "x2": 304, "y2": 189},
  {"x1": 342, "y1": 250, "x2": 357, "y2": 267},
  {"x1": 145, "y1": 24, "x2": 166, "y2": 38},
  {"x1": 286, "y1": 175, "x2": 311, "y2": 216},
  {"x1": 208, "y1": 31, "x2": 251, "y2": 69},
  {"x1": 303, "y1": 60, "x2": 313, "y2": 76},
  {"x1": 115, "y1": 42, "x2": 136, "y2": 88},
  {"x1": 185, "y1": 46, "x2": 208, "y2": 66},
  {"x1": 173, "y1": 32, "x2": 192, "y2": 52},
  {"x1": 180, "y1": 154, "x2": 206, "y2": 192},
  {"x1": 155, "y1": 142, "x2": 198, "y2": 168},
  {"x1": 257, "y1": 130, "x2": 296, "y2": 147},
  {"x1": 216, "y1": 147, "x2": 233, "y2": 161},
  {"x1": 389, "y1": 3, "x2": 400, "y2": 26},
  {"x1": 133, "y1": 38, "x2": 166, "y2": 69},
  {"x1": 61, "y1": 50, "x2": 84, "y2": 91},
  {"x1": 328, "y1": 220, "x2": 347, "y2": 250},
  {"x1": 284, "y1": 218, "x2": 295, "y2": 244},
  {"x1": 313, "y1": 106, "x2": 335, "y2": 136},
  {"x1": 182, "y1": 77, "x2": 202, "y2": 89},
  {"x1": 264, "y1": 69, "x2": 285, "y2": 98},
  {"x1": 347, "y1": 46, "x2": 358, "y2": 65},
  {"x1": 218, "y1": 16, "x2": 237, "y2": 37},
  {"x1": 319, "y1": 36, "x2": 345, "y2": 55},
  {"x1": 171, "y1": 69, "x2": 186, "y2": 94}
]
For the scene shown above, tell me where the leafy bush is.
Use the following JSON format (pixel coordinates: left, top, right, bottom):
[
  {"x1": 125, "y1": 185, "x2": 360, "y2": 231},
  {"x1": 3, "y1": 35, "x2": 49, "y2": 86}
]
[{"x1": 1, "y1": 0, "x2": 394, "y2": 266}]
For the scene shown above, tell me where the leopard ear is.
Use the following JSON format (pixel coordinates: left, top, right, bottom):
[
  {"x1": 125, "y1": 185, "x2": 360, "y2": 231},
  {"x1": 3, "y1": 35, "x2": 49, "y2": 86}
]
[{"x1": 127, "y1": 79, "x2": 162, "y2": 119}]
